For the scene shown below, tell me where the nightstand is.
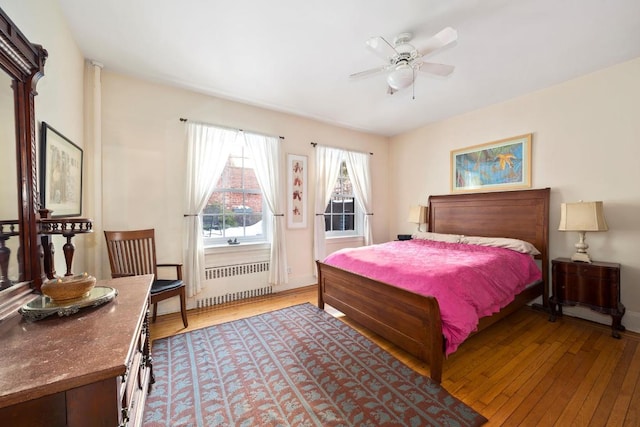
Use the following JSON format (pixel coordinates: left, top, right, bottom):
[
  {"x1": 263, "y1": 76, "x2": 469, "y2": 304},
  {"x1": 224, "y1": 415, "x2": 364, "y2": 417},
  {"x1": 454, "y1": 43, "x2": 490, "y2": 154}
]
[{"x1": 549, "y1": 257, "x2": 625, "y2": 338}]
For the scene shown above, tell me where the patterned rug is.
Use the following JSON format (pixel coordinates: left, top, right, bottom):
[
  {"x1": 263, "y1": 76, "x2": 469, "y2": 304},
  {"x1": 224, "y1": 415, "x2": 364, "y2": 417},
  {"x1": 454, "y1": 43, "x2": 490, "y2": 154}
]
[{"x1": 143, "y1": 303, "x2": 487, "y2": 427}]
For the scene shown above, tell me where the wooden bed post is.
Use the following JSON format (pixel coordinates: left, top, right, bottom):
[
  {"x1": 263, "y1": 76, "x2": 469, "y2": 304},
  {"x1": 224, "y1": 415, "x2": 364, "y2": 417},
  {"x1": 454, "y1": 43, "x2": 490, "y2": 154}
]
[
  {"x1": 426, "y1": 298, "x2": 444, "y2": 383},
  {"x1": 317, "y1": 260, "x2": 325, "y2": 309}
]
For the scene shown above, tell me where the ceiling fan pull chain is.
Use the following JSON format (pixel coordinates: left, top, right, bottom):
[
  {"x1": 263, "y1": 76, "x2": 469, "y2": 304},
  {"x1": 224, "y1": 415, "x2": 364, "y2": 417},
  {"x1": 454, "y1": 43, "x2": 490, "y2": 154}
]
[{"x1": 412, "y1": 68, "x2": 416, "y2": 100}]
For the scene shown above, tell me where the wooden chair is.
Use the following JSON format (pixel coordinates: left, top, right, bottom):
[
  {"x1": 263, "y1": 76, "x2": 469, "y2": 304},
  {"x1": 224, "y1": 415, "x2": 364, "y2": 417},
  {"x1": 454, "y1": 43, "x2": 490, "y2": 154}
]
[{"x1": 104, "y1": 229, "x2": 188, "y2": 328}]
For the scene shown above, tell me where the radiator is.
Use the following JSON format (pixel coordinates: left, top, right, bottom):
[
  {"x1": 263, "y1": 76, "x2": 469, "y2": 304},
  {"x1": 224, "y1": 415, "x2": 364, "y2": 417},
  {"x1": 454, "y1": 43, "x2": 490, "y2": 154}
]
[
  {"x1": 204, "y1": 261, "x2": 269, "y2": 280},
  {"x1": 196, "y1": 261, "x2": 272, "y2": 309}
]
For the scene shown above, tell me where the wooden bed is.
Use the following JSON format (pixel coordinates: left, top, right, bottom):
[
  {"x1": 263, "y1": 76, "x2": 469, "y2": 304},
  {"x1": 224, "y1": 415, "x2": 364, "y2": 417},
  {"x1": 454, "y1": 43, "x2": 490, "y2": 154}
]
[{"x1": 317, "y1": 188, "x2": 550, "y2": 383}]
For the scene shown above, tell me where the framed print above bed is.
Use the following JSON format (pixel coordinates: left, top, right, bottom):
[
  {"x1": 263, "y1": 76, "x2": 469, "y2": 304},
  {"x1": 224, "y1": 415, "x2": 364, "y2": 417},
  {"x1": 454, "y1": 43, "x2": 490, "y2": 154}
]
[
  {"x1": 40, "y1": 122, "x2": 83, "y2": 217},
  {"x1": 451, "y1": 133, "x2": 532, "y2": 193},
  {"x1": 287, "y1": 154, "x2": 307, "y2": 229}
]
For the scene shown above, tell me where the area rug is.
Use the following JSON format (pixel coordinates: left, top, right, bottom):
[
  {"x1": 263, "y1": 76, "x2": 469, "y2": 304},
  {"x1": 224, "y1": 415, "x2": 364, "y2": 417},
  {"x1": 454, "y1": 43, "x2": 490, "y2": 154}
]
[{"x1": 143, "y1": 303, "x2": 487, "y2": 427}]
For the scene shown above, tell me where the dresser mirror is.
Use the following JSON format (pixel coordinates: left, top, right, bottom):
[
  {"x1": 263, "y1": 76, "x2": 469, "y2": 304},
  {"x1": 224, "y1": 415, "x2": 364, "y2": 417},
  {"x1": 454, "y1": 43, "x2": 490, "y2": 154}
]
[
  {"x1": 0, "y1": 71, "x2": 18, "y2": 290},
  {"x1": 0, "y1": 7, "x2": 48, "y2": 316}
]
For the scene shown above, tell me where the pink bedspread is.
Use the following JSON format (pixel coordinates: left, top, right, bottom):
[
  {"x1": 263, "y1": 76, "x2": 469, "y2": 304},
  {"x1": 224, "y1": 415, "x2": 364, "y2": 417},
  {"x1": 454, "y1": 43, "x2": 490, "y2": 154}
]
[{"x1": 323, "y1": 239, "x2": 541, "y2": 355}]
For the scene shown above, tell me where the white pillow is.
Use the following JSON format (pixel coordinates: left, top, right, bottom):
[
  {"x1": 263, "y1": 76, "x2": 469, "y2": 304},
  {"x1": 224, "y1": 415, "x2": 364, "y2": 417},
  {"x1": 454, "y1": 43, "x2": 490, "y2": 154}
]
[
  {"x1": 460, "y1": 235, "x2": 541, "y2": 256},
  {"x1": 412, "y1": 232, "x2": 462, "y2": 243}
]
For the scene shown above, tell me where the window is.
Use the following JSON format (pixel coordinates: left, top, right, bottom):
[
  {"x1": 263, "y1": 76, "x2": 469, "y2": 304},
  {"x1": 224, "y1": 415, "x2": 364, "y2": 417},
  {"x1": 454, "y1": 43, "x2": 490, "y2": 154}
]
[
  {"x1": 325, "y1": 161, "x2": 360, "y2": 236},
  {"x1": 202, "y1": 143, "x2": 266, "y2": 245}
]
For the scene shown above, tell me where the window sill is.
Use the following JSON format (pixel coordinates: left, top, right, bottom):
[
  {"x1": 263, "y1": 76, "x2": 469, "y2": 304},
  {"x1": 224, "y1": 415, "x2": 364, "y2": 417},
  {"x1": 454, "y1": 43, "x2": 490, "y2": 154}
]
[
  {"x1": 205, "y1": 241, "x2": 270, "y2": 254},
  {"x1": 326, "y1": 235, "x2": 364, "y2": 244},
  {"x1": 204, "y1": 242, "x2": 270, "y2": 266}
]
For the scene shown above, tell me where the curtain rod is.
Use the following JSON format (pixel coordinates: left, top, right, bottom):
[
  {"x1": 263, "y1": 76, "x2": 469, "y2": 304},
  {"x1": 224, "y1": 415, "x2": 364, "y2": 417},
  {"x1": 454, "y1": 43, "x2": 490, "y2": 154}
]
[
  {"x1": 180, "y1": 118, "x2": 284, "y2": 140},
  {"x1": 310, "y1": 142, "x2": 373, "y2": 156}
]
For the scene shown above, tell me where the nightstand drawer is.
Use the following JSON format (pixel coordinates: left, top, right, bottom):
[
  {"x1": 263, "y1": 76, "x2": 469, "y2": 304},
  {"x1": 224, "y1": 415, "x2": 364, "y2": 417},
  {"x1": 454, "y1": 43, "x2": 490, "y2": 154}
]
[
  {"x1": 553, "y1": 262, "x2": 619, "y2": 281},
  {"x1": 554, "y1": 272, "x2": 617, "y2": 308}
]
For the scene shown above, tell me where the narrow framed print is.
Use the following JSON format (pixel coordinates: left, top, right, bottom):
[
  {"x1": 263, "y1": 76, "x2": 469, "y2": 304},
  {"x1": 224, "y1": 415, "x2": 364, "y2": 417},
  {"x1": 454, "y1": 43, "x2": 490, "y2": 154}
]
[
  {"x1": 451, "y1": 133, "x2": 532, "y2": 193},
  {"x1": 40, "y1": 122, "x2": 83, "y2": 217},
  {"x1": 287, "y1": 154, "x2": 307, "y2": 229}
]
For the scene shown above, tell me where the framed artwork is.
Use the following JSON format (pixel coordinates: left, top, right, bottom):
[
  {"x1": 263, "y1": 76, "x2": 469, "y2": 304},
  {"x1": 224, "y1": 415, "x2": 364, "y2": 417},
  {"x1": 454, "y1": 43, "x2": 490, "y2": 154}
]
[
  {"x1": 40, "y1": 122, "x2": 83, "y2": 217},
  {"x1": 451, "y1": 133, "x2": 532, "y2": 193},
  {"x1": 287, "y1": 154, "x2": 307, "y2": 229}
]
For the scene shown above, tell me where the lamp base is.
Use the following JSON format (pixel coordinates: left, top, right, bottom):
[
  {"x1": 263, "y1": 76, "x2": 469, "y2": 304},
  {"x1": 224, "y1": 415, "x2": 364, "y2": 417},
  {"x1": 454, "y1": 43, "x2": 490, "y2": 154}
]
[
  {"x1": 571, "y1": 252, "x2": 592, "y2": 263},
  {"x1": 571, "y1": 231, "x2": 592, "y2": 263}
]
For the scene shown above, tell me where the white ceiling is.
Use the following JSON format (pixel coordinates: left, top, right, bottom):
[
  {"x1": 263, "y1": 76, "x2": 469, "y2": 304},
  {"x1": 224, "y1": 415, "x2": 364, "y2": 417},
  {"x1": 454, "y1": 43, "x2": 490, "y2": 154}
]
[{"x1": 58, "y1": 0, "x2": 640, "y2": 137}]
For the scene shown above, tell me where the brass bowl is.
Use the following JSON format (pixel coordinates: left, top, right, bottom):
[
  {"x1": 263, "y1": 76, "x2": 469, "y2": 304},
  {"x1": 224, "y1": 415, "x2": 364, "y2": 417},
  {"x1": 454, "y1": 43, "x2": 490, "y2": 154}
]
[{"x1": 41, "y1": 274, "x2": 97, "y2": 301}]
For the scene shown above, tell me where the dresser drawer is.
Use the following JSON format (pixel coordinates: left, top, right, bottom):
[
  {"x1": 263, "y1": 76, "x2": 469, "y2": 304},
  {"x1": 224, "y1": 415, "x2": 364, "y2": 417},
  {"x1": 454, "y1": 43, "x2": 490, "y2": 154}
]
[
  {"x1": 120, "y1": 303, "x2": 152, "y2": 426},
  {"x1": 128, "y1": 360, "x2": 151, "y2": 426},
  {"x1": 122, "y1": 349, "x2": 143, "y2": 409}
]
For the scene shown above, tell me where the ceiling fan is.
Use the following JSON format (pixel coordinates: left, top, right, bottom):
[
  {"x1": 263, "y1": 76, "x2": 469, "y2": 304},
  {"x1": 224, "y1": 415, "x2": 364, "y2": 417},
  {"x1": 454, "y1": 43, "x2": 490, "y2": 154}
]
[{"x1": 350, "y1": 27, "x2": 458, "y2": 95}]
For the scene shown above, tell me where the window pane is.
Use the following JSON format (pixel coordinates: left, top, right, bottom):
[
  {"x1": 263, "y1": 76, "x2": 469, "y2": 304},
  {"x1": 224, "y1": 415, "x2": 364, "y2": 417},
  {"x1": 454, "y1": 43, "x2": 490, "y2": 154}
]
[
  {"x1": 332, "y1": 198, "x2": 345, "y2": 214},
  {"x1": 325, "y1": 161, "x2": 357, "y2": 234},
  {"x1": 204, "y1": 144, "x2": 265, "y2": 242},
  {"x1": 344, "y1": 198, "x2": 354, "y2": 213},
  {"x1": 344, "y1": 213, "x2": 354, "y2": 230}
]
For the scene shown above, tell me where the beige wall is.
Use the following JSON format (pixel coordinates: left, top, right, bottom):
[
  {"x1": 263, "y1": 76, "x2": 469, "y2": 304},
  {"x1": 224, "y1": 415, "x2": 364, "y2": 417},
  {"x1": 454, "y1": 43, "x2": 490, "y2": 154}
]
[
  {"x1": 99, "y1": 71, "x2": 390, "y2": 298},
  {"x1": 390, "y1": 57, "x2": 640, "y2": 332}
]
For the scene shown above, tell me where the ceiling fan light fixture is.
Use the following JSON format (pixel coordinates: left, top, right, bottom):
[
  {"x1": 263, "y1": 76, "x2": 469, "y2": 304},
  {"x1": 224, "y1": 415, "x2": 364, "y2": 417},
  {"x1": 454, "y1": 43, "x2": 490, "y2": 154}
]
[
  {"x1": 387, "y1": 63, "x2": 414, "y2": 90},
  {"x1": 352, "y1": 27, "x2": 457, "y2": 94}
]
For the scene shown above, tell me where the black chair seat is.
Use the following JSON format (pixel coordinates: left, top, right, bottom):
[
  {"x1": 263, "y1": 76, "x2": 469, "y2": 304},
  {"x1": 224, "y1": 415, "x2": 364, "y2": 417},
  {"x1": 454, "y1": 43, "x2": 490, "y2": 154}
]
[{"x1": 152, "y1": 279, "x2": 184, "y2": 294}]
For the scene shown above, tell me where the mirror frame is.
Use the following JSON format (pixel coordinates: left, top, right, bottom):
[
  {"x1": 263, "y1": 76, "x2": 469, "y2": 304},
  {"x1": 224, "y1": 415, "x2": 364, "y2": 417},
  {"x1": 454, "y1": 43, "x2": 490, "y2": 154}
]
[{"x1": 0, "y1": 7, "x2": 47, "y2": 306}]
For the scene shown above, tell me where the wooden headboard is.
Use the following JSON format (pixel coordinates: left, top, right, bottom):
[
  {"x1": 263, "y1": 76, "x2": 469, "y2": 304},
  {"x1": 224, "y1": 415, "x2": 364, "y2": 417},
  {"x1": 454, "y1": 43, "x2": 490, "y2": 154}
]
[{"x1": 428, "y1": 188, "x2": 550, "y2": 306}]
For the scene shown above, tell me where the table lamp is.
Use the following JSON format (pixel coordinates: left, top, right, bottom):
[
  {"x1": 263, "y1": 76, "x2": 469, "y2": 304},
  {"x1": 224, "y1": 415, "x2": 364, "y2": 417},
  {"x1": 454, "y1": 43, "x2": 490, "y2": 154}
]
[
  {"x1": 558, "y1": 201, "x2": 608, "y2": 263},
  {"x1": 408, "y1": 205, "x2": 428, "y2": 232}
]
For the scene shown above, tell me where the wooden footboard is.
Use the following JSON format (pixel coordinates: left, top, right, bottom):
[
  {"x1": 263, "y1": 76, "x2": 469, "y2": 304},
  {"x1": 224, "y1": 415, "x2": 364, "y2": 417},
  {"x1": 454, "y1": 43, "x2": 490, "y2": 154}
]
[
  {"x1": 317, "y1": 261, "x2": 544, "y2": 384},
  {"x1": 316, "y1": 188, "x2": 550, "y2": 383},
  {"x1": 317, "y1": 261, "x2": 445, "y2": 383}
]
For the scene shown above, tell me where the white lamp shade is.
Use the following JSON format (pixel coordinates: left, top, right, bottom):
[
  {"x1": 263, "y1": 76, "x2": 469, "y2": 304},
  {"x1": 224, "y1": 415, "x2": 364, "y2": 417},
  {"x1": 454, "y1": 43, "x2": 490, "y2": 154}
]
[
  {"x1": 407, "y1": 205, "x2": 428, "y2": 224},
  {"x1": 558, "y1": 201, "x2": 608, "y2": 232},
  {"x1": 387, "y1": 64, "x2": 414, "y2": 90}
]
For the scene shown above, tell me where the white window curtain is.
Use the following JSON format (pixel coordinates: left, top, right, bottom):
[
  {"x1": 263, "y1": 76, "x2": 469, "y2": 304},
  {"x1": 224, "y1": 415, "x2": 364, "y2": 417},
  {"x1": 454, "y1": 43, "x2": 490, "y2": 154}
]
[
  {"x1": 313, "y1": 146, "x2": 344, "y2": 262},
  {"x1": 244, "y1": 133, "x2": 288, "y2": 286},
  {"x1": 344, "y1": 151, "x2": 373, "y2": 246},
  {"x1": 183, "y1": 123, "x2": 236, "y2": 297}
]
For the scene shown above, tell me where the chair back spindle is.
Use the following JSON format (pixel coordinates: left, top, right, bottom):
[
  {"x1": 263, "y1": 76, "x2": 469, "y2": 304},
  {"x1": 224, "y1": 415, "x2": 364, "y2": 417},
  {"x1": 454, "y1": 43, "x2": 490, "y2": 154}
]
[{"x1": 105, "y1": 229, "x2": 158, "y2": 278}]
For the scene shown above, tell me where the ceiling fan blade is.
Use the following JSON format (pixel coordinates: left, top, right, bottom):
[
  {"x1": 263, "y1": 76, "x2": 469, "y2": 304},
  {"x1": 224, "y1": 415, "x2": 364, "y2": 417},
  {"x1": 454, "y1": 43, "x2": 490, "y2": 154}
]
[
  {"x1": 365, "y1": 36, "x2": 397, "y2": 62},
  {"x1": 419, "y1": 27, "x2": 458, "y2": 57},
  {"x1": 417, "y1": 62, "x2": 455, "y2": 76},
  {"x1": 349, "y1": 64, "x2": 391, "y2": 79}
]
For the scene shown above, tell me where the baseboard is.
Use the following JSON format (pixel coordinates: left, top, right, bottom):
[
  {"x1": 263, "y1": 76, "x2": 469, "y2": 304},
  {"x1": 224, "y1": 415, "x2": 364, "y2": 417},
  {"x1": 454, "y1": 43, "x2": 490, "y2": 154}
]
[
  {"x1": 560, "y1": 305, "x2": 640, "y2": 335},
  {"x1": 274, "y1": 275, "x2": 316, "y2": 293}
]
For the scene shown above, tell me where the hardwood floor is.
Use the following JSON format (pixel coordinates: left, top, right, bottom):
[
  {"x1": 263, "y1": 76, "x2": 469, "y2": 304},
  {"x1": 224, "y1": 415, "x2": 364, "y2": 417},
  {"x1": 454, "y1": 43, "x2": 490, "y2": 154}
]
[{"x1": 150, "y1": 285, "x2": 640, "y2": 426}]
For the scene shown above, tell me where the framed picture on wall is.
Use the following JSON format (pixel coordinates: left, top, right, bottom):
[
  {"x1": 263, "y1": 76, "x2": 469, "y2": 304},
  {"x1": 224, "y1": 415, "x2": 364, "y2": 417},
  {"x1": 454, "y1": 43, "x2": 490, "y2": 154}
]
[
  {"x1": 287, "y1": 154, "x2": 307, "y2": 229},
  {"x1": 451, "y1": 133, "x2": 532, "y2": 193},
  {"x1": 40, "y1": 122, "x2": 83, "y2": 217}
]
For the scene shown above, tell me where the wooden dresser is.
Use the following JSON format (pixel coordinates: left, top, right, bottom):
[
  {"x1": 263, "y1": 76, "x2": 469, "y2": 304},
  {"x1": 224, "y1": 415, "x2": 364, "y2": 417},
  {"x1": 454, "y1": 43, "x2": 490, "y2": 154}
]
[{"x1": 0, "y1": 275, "x2": 153, "y2": 427}]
